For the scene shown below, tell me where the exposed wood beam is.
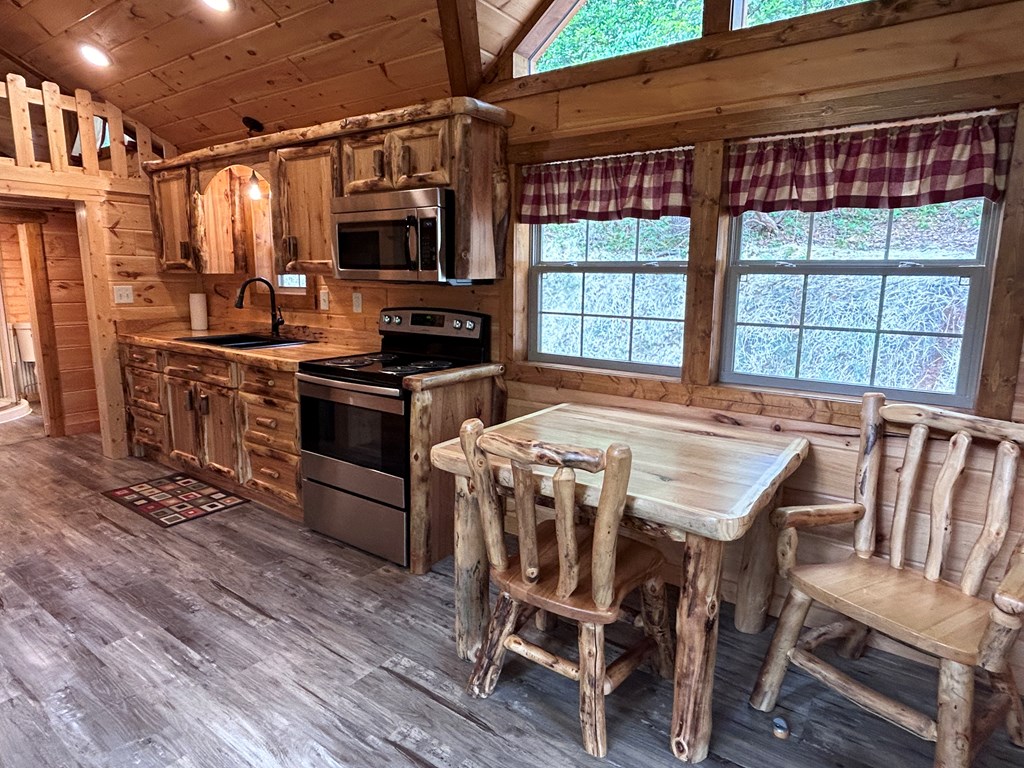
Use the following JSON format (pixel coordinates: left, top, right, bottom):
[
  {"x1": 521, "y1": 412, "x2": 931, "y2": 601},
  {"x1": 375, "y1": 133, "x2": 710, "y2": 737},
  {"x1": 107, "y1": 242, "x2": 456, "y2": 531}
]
[
  {"x1": 482, "y1": 0, "x2": 563, "y2": 84},
  {"x1": 478, "y1": 0, "x2": 1018, "y2": 104},
  {"x1": 0, "y1": 207, "x2": 48, "y2": 224},
  {"x1": 436, "y1": 0, "x2": 483, "y2": 97}
]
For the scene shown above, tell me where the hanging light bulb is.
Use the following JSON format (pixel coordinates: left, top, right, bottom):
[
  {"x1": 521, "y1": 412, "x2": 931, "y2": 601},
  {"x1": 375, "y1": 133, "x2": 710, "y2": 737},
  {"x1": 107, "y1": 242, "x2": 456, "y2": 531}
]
[{"x1": 247, "y1": 170, "x2": 262, "y2": 201}]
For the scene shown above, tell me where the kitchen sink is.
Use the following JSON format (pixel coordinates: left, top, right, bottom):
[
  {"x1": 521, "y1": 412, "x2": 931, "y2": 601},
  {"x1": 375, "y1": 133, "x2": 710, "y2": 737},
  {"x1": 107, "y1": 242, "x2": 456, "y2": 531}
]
[{"x1": 176, "y1": 333, "x2": 313, "y2": 349}]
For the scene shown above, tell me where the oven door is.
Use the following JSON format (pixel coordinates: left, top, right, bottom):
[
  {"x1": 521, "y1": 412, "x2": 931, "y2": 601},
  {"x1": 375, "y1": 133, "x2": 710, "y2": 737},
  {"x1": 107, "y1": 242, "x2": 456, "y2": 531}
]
[{"x1": 333, "y1": 208, "x2": 422, "y2": 281}]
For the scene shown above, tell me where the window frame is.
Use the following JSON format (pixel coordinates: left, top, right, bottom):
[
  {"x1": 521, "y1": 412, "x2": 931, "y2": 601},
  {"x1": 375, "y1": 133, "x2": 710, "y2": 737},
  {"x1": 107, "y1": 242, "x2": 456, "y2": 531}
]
[
  {"x1": 718, "y1": 201, "x2": 1000, "y2": 407},
  {"x1": 528, "y1": 220, "x2": 689, "y2": 376}
]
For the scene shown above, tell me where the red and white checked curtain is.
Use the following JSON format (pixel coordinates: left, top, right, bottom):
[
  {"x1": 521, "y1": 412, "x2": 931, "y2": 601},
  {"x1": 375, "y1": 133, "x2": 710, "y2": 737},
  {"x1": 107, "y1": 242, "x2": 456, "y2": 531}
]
[
  {"x1": 726, "y1": 112, "x2": 1016, "y2": 214},
  {"x1": 519, "y1": 147, "x2": 694, "y2": 224}
]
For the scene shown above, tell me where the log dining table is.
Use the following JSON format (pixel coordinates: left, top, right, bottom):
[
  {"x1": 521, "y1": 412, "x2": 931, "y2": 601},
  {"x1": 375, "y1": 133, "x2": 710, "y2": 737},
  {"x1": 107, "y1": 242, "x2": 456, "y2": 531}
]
[{"x1": 429, "y1": 402, "x2": 810, "y2": 763}]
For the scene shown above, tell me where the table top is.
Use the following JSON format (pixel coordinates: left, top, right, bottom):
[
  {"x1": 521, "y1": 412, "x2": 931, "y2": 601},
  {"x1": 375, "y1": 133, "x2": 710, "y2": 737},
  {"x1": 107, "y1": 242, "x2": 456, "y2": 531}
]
[{"x1": 430, "y1": 403, "x2": 810, "y2": 542}]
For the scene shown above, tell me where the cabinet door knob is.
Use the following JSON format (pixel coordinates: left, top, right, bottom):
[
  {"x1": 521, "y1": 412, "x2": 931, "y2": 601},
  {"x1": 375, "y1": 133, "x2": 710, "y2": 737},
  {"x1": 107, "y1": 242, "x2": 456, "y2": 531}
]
[
  {"x1": 372, "y1": 149, "x2": 385, "y2": 179},
  {"x1": 186, "y1": 364, "x2": 202, "y2": 372},
  {"x1": 400, "y1": 144, "x2": 411, "y2": 177},
  {"x1": 259, "y1": 467, "x2": 281, "y2": 480},
  {"x1": 139, "y1": 426, "x2": 154, "y2": 435},
  {"x1": 134, "y1": 385, "x2": 152, "y2": 394},
  {"x1": 199, "y1": 393, "x2": 210, "y2": 415},
  {"x1": 262, "y1": 379, "x2": 276, "y2": 388},
  {"x1": 179, "y1": 241, "x2": 190, "y2": 262},
  {"x1": 130, "y1": 353, "x2": 147, "y2": 362},
  {"x1": 255, "y1": 416, "x2": 278, "y2": 429}
]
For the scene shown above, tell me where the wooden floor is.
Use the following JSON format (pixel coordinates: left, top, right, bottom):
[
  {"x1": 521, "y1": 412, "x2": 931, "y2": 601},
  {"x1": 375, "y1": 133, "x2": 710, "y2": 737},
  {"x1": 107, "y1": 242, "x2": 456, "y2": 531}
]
[{"x1": 0, "y1": 428, "x2": 1021, "y2": 768}]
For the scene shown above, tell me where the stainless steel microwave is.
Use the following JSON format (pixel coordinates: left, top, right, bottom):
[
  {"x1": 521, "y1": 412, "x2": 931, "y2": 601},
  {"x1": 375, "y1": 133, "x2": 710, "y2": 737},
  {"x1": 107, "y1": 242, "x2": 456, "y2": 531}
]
[{"x1": 332, "y1": 188, "x2": 458, "y2": 283}]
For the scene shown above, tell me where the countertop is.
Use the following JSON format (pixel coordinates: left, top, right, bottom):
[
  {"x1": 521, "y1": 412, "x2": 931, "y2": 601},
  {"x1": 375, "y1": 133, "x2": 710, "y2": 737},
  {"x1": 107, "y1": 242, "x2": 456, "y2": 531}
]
[{"x1": 120, "y1": 329, "x2": 364, "y2": 371}]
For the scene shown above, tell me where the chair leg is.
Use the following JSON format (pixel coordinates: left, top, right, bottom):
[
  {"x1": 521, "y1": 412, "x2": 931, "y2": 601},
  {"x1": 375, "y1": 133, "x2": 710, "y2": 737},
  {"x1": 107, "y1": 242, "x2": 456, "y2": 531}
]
[
  {"x1": 989, "y1": 668, "x2": 1024, "y2": 747},
  {"x1": 640, "y1": 577, "x2": 674, "y2": 679},
  {"x1": 935, "y1": 660, "x2": 974, "y2": 768},
  {"x1": 749, "y1": 588, "x2": 813, "y2": 712},
  {"x1": 578, "y1": 622, "x2": 607, "y2": 758},
  {"x1": 535, "y1": 609, "x2": 556, "y2": 631},
  {"x1": 468, "y1": 592, "x2": 522, "y2": 699},
  {"x1": 837, "y1": 621, "x2": 871, "y2": 660}
]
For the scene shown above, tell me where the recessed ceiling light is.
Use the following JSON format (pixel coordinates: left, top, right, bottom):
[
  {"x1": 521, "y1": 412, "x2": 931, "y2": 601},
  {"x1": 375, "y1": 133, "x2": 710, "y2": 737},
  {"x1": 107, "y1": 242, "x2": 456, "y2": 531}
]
[
  {"x1": 79, "y1": 44, "x2": 112, "y2": 67},
  {"x1": 202, "y1": 0, "x2": 233, "y2": 11}
]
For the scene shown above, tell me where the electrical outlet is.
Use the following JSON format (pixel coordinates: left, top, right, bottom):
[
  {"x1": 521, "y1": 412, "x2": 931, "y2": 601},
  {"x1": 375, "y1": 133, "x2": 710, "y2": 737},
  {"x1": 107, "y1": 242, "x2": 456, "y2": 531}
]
[
  {"x1": 352, "y1": 291, "x2": 362, "y2": 313},
  {"x1": 113, "y1": 285, "x2": 134, "y2": 304},
  {"x1": 318, "y1": 286, "x2": 330, "y2": 311}
]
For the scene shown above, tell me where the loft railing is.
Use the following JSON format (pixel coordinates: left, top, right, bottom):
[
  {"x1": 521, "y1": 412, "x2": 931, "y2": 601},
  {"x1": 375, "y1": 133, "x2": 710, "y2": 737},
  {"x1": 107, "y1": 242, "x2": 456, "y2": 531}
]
[{"x1": 0, "y1": 73, "x2": 176, "y2": 179}]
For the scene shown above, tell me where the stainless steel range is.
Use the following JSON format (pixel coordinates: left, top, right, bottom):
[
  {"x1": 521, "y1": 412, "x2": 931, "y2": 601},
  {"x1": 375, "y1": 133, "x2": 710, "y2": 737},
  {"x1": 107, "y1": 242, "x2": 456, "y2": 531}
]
[{"x1": 297, "y1": 307, "x2": 490, "y2": 566}]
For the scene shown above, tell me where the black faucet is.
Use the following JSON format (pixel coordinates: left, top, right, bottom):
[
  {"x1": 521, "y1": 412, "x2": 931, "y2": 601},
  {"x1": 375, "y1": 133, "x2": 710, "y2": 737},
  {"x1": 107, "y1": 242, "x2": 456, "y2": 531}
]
[{"x1": 234, "y1": 277, "x2": 284, "y2": 337}]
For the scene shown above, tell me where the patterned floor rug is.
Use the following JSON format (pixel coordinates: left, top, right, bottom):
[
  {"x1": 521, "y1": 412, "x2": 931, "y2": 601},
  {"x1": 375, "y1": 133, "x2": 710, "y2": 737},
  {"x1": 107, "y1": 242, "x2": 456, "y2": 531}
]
[{"x1": 103, "y1": 473, "x2": 247, "y2": 527}]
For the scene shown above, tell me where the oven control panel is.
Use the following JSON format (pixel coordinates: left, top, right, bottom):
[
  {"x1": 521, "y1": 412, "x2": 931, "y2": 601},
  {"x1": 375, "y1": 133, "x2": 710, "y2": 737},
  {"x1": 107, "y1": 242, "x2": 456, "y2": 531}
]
[{"x1": 379, "y1": 308, "x2": 484, "y2": 339}]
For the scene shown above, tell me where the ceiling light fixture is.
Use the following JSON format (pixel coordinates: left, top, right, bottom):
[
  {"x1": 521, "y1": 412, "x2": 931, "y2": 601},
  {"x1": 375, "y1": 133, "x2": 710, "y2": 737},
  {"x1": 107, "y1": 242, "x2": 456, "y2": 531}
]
[
  {"x1": 79, "y1": 44, "x2": 112, "y2": 67},
  {"x1": 202, "y1": 0, "x2": 233, "y2": 11},
  {"x1": 247, "y1": 170, "x2": 262, "y2": 201}
]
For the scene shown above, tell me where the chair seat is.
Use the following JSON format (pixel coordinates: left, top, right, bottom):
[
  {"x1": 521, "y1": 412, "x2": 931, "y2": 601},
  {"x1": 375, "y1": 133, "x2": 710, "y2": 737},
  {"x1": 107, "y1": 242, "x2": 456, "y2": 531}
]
[
  {"x1": 790, "y1": 555, "x2": 993, "y2": 665},
  {"x1": 493, "y1": 519, "x2": 664, "y2": 625}
]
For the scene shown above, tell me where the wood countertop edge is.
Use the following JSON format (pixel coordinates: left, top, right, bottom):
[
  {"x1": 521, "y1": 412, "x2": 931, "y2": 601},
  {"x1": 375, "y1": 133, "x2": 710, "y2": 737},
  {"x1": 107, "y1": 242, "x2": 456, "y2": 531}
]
[
  {"x1": 404, "y1": 363, "x2": 506, "y2": 392},
  {"x1": 119, "y1": 332, "x2": 361, "y2": 370}
]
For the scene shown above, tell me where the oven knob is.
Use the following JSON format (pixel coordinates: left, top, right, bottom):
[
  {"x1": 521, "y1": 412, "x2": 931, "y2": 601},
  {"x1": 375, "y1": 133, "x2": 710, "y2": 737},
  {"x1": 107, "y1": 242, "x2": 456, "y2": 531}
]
[
  {"x1": 452, "y1": 319, "x2": 462, "y2": 330},
  {"x1": 383, "y1": 315, "x2": 392, "y2": 324},
  {"x1": 465, "y1": 320, "x2": 476, "y2": 331},
  {"x1": 393, "y1": 316, "x2": 402, "y2": 325}
]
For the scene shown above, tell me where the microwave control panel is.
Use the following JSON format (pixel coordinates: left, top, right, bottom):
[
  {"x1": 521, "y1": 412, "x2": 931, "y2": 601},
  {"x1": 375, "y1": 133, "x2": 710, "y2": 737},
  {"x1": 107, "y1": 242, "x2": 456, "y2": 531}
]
[{"x1": 419, "y1": 218, "x2": 438, "y2": 271}]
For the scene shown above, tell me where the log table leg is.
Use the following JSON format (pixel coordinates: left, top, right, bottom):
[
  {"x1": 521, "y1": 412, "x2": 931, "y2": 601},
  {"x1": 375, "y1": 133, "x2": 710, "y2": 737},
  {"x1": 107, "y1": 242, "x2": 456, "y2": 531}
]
[
  {"x1": 671, "y1": 534, "x2": 725, "y2": 763},
  {"x1": 454, "y1": 475, "x2": 489, "y2": 662},
  {"x1": 734, "y1": 500, "x2": 778, "y2": 634}
]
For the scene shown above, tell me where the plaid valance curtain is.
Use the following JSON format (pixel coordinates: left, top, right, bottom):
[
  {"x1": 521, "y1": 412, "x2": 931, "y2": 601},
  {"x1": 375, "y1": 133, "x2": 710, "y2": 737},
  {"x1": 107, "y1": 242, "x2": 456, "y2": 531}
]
[
  {"x1": 726, "y1": 113, "x2": 1016, "y2": 214},
  {"x1": 519, "y1": 147, "x2": 694, "y2": 224}
]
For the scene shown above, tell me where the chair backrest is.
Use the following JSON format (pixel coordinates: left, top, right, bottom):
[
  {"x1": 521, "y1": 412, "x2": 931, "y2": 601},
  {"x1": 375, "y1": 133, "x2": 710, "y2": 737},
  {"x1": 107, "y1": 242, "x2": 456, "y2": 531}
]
[
  {"x1": 854, "y1": 393, "x2": 1022, "y2": 596},
  {"x1": 459, "y1": 418, "x2": 632, "y2": 610}
]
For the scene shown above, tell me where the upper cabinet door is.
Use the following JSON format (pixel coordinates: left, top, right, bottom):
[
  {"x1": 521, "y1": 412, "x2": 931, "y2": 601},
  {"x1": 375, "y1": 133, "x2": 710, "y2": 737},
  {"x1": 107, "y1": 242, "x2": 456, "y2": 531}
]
[
  {"x1": 388, "y1": 120, "x2": 450, "y2": 190},
  {"x1": 341, "y1": 133, "x2": 392, "y2": 195},
  {"x1": 150, "y1": 168, "x2": 195, "y2": 271},
  {"x1": 270, "y1": 143, "x2": 339, "y2": 275}
]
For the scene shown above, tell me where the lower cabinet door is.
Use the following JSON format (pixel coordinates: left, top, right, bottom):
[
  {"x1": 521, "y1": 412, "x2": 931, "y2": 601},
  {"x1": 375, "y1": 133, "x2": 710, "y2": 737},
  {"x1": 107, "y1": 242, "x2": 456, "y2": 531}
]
[
  {"x1": 165, "y1": 376, "x2": 201, "y2": 469},
  {"x1": 198, "y1": 383, "x2": 239, "y2": 481}
]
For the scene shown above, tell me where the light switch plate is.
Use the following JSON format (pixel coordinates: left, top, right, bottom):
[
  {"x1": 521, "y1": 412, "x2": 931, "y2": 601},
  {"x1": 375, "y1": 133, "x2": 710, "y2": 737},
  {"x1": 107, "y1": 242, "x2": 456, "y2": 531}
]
[
  {"x1": 113, "y1": 285, "x2": 134, "y2": 304},
  {"x1": 352, "y1": 291, "x2": 362, "y2": 313},
  {"x1": 318, "y1": 286, "x2": 330, "y2": 311}
]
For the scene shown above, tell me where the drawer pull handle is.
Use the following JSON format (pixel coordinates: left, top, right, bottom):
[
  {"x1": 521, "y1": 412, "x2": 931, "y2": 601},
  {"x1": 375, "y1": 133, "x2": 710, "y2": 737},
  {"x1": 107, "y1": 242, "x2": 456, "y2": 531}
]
[
  {"x1": 130, "y1": 354, "x2": 147, "y2": 362},
  {"x1": 262, "y1": 379, "x2": 276, "y2": 388},
  {"x1": 138, "y1": 426, "x2": 154, "y2": 435},
  {"x1": 259, "y1": 467, "x2": 281, "y2": 480},
  {"x1": 134, "y1": 385, "x2": 152, "y2": 394},
  {"x1": 186, "y1": 364, "x2": 202, "y2": 372},
  {"x1": 255, "y1": 417, "x2": 278, "y2": 429},
  {"x1": 199, "y1": 393, "x2": 210, "y2": 416}
]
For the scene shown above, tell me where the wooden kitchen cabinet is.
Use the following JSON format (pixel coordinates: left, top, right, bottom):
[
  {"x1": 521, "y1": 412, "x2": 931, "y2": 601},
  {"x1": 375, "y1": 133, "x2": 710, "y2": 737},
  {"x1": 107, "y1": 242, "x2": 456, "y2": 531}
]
[
  {"x1": 150, "y1": 167, "x2": 196, "y2": 271},
  {"x1": 270, "y1": 142, "x2": 339, "y2": 275},
  {"x1": 165, "y1": 375, "x2": 201, "y2": 469},
  {"x1": 164, "y1": 376, "x2": 239, "y2": 480},
  {"x1": 341, "y1": 132, "x2": 390, "y2": 194},
  {"x1": 341, "y1": 120, "x2": 449, "y2": 194}
]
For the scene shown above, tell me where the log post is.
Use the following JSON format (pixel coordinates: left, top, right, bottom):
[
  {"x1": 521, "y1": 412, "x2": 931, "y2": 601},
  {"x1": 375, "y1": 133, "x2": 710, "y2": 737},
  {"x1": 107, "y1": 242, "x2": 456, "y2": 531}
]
[
  {"x1": 671, "y1": 534, "x2": 724, "y2": 763},
  {"x1": 735, "y1": 498, "x2": 778, "y2": 633},
  {"x1": 454, "y1": 475, "x2": 489, "y2": 661},
  {"x1": 935, "y1": 660, "x2": 974, "y2": 768},
  {"x1": 749, "y1": 588, "x2": 813, "y2": 712},
  {"x1": 578, "y1": 622, "x2": 607, "y2": 758},
  {"x1": 467, "y1": 592, "x2": 521, "y2": 698},
  {"x1": 641, "y1": 577, "x2": 675, "y2": 679}
]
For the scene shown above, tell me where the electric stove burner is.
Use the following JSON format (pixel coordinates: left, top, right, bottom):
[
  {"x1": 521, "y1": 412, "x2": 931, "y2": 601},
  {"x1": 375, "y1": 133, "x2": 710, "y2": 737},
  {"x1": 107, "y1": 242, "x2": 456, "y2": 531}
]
[
  {"x1": 408, "y1": 360, "x2": 454, "y2": 370},
  {"x1": 364, "y1": 352, "x2": 399, "y2": 362},
  {"x1": 380, "y1": 365, "x2": 421, "y2": 375},
  {"x1": 322, "y1": 352, "x2": 400, "y2": 369}
]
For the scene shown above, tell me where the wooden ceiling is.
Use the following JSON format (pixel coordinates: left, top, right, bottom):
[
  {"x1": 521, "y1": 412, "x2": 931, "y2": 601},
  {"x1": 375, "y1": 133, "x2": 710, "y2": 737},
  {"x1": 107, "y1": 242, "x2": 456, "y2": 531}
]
[{"x1": 0, "y1": 0, "x2": 549, "y2": 152}]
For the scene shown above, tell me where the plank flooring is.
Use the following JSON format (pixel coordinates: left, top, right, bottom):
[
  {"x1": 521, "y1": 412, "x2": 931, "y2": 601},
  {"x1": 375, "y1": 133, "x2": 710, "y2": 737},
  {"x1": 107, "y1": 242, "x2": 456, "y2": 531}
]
[{"x1": 0, "y1": 428, "x2": 1021, "y2": 768}]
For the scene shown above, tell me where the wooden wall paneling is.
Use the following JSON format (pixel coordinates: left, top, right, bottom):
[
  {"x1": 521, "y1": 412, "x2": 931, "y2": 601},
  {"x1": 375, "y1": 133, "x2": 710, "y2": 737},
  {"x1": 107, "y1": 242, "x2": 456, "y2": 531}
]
[
  {"x1": 0, "y1": 223, "x2": 29, "y2": 323},
  {"x1": 975, "y1": 104, "x2": 1024, "y2": 418},
  {"x1": 682, "y1": 141, "x2": 727, "y2": 387},
  {"x1": 18, "y1": 221, "x2": 64, "y2": 435},
  {"x1": 436, "y1": 0, "x2": 483, "y2": 96}
]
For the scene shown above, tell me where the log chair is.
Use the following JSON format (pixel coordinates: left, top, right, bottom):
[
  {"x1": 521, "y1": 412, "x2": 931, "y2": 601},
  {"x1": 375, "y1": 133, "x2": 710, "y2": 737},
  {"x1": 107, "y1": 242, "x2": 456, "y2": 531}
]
[
  {"x1": 459, "y1": 418, "x2": 675, "y2": 758},
  {"x1": 750, "y1": 393, "x2": 1024, "y2": 768}
]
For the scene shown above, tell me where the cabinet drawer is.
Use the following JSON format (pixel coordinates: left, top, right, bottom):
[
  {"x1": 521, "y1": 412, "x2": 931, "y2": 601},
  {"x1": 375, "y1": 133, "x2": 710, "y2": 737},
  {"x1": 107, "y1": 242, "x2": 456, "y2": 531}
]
[
  {"x1": 244, "y1": 444, "x2": 300, "y2": 504},
  {"x1": 126, "y1": 367, "x2": 163, "y2": 411},
  {"x1": 124, "y1": 345, "x2": 159, "y2": 371},
  {"x1": 239, "y1": 363, "x2": 296, "y2": 400},
  {"x1": 130, "y1": 407, "x2": 168, "y2": 452},
  {"x1": 240, "y1": 393, "x2": 298, "y2": 453},
  {"x1": 165, "y1": 351, "x2": 235, "y2": 386}
]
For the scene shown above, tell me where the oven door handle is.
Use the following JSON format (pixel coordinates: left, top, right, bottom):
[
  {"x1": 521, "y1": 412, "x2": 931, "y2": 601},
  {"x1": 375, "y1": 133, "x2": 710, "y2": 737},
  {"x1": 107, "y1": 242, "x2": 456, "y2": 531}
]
[{"x1": 297, "y1": 373, "x2": 406, "y2": 414}]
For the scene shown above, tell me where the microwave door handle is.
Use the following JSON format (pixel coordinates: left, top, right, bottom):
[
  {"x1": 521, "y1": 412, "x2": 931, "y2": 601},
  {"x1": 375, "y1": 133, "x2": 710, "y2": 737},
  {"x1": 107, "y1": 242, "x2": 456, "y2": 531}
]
[{"x1": 405, "y1": 213, "x2": 418, "y2": 271}]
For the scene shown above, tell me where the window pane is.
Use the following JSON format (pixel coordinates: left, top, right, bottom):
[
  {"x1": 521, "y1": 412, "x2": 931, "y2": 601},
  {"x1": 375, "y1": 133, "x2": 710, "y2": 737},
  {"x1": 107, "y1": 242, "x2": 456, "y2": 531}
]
[
  {"x1": 539, "y1": 314, "x2": 581, "y2": 357},
  {"x1": 742, "y1": 0, "x2": 866, "y2": 28},
  {"x1": 587, "y1": 219, "x2": 638, "y2": 262},
  {"x1": 890, "y1": 200, "x2": 984, "y2": 261},
  {"x1": 584, "y1": 272, "x2": 633, "y2": 316},
  {"x1": 804, "y1": 274, "x2": 882, "y2": 330},
  {"x1": 799, "y1": 329, "x2": 874, "y2": 385},
  {"x1": 540, "y1": 272, "x2": 583, "y2": 314},
  {"x1": 881, "y1": 276, "x2": 969, "y2": 335},
  {"x1": 634, "y1": 273, "x2": 686, "y2": 320},
  {"x1": 638, "y1": 217, "x2": 690, "y2": 261},
  {"x1": 733, "y1": 326, "x2": 799, "y2": 377},
  {"x1": 540, "y1": 222, "x2": 587, "y2": 263},
  {"x1": 583, "y1": 317, "x2": 631, "y2": 361},
  {"x1": 633, "y1": 320, "x2": 683, "y2": 367},
  {"x1": 809, "y1": 209, "x2": 888, "y2": 261},
  {"x1": 277, "y1": 274, "x2": 306, "y2": 289},
  {"x1": 736, "y1": 274, "x2": 803, "y2": 326},
  {"x1": 875, "y1": 334, "x2": 962, "y2": 393},
  {"x1": 738, "y1": 211, "x2": 811, "y2": 261}
]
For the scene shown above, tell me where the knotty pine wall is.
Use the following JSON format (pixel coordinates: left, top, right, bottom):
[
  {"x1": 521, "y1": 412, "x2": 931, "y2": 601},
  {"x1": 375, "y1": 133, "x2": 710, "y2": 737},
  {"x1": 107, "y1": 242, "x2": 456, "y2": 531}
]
[{"x1": 0, "y1": 223, "x2": 29, "y2": 323}]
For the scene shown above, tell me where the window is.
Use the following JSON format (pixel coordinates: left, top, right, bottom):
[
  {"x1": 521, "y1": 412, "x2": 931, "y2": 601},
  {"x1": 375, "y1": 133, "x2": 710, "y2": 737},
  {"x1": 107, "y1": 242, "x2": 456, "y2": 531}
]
[
  {"x1": 736, "y1": 0, "x2": 868, "y2": 28},
  {"x1": 720, "y1": 200, "x2": 996, "y2": 405},
  {"x1": 531, "y1": 218, "x2": 690, "y2": 373},
  {"x1": 531, "y1": 0, "x2": 704, "y2": 74}
]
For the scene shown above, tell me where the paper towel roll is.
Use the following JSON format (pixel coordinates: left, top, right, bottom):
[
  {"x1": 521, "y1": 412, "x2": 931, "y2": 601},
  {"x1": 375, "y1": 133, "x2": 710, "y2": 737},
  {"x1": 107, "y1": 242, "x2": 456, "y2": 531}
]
[{"x1": 189, "y1": 293, "x2": 208, "y2": 331}]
